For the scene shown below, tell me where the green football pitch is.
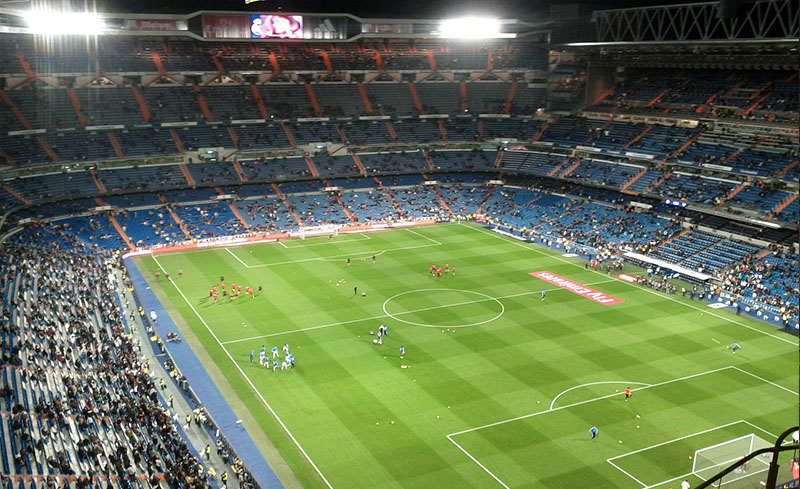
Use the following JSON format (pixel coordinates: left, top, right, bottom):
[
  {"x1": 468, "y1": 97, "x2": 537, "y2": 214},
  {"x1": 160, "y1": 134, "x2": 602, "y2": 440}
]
[{"x1": 136, "y1": 222, "x2": 797, "y2": 489}]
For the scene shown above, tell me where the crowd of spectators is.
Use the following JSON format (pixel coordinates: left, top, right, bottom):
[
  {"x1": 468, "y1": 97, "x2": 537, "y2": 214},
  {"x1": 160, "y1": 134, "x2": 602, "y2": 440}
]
[{"x1": 0, "y1": 242, "x2": 223, "y2": 487}]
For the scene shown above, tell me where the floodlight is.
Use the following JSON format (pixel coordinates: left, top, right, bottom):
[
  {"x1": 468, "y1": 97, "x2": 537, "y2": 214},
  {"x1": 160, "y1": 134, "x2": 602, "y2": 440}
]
[
  {"x1": 24, "y1": 10, "x2": 105, "y2": 35},
  {"x1": 439, "y1": 17, "x2": 506, "y2": 39}
]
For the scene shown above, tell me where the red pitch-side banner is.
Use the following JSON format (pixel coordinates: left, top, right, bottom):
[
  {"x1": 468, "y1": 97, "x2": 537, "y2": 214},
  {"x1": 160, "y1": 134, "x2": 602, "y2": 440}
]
[{"x1": 530, "y1": 271, "x2": 623, "y2": 305}]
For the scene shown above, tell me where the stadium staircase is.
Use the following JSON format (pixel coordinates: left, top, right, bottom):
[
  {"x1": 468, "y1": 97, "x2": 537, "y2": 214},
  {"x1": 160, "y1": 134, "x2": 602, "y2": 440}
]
[
  {"x1": 768, "y1": 193, "x2": 798, "y2": 218},
  {"x1": 15, "y1": 50, "x2": 35, "y2": 79},
  {"x1": 215, "y1": 187, "x2": 252, "y2": 231},
  {"x1": 717, "y1": 183, "x2": 747, "y2": 207},
  {"x1": 108, "y1": 213, "x2": 135, "y2": 250},
  {"x1": 548, "y1": 156, "x2": 573, "y2": 177},
  {"x1": 1, "y1": 183, "x2": 31, "y2": 206},
  {"x1": 644, "y1": 89, "x2": 668, "y2": 108},
  {"x1": 271, "y1": 183, "x2": 305, "y2": 226},
  {"x1": 559, "y1": 159, "x2": 583, "y2": 178},
  {"x1": 669, "y1": 129, "x2": 706, "y2": 159},
  {"x1": 373, "y1": 177, "x2": 406, "y2": 217},
  {"x1": 777, "y1": 159, "x2": 798, "y2": 178},
  {"x1": 620, "y1": 126, "x2": 652, "y2": 151},
  {"x1": 620, "y1": 167, "x2": 649, "y2": 192},
  {"x1": 157, "y1": 194, "x2": 193, "y2": 238},
  {"x1": 475, "y1": 186, "x2": 495, "y2": 215},
  {"x1": 645, "y1": 171, "x2": 671, "y2": 194}
]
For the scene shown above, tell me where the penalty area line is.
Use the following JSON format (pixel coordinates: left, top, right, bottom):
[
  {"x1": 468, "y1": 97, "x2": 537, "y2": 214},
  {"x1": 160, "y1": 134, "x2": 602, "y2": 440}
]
[{"x1": 151, "y1": 255, "x2": 336, "y2": 489}]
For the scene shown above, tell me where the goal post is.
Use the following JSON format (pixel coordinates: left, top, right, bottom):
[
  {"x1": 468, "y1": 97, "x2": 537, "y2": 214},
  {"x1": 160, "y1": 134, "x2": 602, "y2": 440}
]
[{"x1": 692, "y1": 434, "x2": 756, "y2": 479}]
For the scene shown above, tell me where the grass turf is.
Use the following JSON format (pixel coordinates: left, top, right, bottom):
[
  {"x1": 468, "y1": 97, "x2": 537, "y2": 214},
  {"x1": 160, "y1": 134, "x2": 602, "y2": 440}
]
[{"x1": 135, "y1": 222, "x2": 797, "y2": 489}]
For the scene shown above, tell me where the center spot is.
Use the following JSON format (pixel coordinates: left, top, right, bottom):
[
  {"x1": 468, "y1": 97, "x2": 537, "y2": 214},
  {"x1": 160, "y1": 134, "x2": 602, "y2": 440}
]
[{"x1": 381, "y1": 288, "x2": 504, "y2": 328}]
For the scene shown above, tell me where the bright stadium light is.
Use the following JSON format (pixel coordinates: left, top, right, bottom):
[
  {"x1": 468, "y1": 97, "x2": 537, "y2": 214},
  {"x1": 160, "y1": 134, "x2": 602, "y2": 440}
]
[
  {"x1": 438, "y1": 17, "x2": 513, "y2": 39},
  {"x1": 23, "y1": 10, "x2": 105, "y2": 35}
]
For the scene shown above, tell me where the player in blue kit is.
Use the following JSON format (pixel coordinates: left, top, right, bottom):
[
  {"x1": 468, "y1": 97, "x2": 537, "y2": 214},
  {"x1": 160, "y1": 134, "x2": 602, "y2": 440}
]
[
  {"x1": 541, "y1": 290, "x2": 546, "y2": 301},
  {"x1": 589, "y1": 426, "x2": 598, "y2": 441}
]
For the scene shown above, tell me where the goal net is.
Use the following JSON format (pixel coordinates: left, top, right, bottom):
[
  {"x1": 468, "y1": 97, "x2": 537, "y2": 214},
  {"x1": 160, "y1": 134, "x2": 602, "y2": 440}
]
[{"x1": 692, "y1": 434, "x2": 772, "y2": 481}]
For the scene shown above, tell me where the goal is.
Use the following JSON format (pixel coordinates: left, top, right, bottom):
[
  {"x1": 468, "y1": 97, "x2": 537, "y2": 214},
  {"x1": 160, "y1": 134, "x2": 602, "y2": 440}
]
[{"x1": 692, "y1": 433, "x2": 771, "y2": 480}]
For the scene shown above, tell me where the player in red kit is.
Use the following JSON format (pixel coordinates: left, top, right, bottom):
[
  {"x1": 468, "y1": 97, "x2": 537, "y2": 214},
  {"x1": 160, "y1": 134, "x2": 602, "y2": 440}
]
[{"x1": 436, "y1": 267, "x2": 442, "y2": 277}]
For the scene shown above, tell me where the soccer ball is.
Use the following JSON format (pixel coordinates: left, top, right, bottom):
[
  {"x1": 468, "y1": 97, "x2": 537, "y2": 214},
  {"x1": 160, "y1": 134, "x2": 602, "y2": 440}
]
[{"x1": 362, "y1": 292, "x2": 366, "y2": 296}]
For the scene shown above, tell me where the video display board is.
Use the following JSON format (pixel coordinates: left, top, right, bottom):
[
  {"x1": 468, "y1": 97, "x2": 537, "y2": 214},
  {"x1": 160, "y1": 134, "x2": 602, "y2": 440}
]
[{"x1": 250, "y1": 15, "x2": 303, "y2": 39}]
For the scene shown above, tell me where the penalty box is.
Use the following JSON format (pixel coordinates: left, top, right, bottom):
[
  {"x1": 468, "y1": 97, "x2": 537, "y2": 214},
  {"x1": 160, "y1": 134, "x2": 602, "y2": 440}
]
[{"x1": 447, "y1": 367, "x2": 795, "y2": 489}]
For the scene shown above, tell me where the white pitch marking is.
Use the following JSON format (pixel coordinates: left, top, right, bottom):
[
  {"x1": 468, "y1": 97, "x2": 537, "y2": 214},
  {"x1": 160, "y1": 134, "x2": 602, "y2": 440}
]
[
  {"x1": 225, "y1": 247, "x2": 250, "y2": 268},
  {"x1": 221, "y1": 279, "x2": 618, "y2": 344},
  {"x1": 227, "y1": 242, "x2": 441, "y2": 268},
  {"x1": 606, "y1": 458, "x2": 648, "y2": 488},
  {"x1": 549, "y1": 381, "x2": 651, "y2": 411},
  {"x1": 729, "y1": 365, "x2": 798, "y2": 396},
  {"x1": 405, "y1": 227, "x2": 442, "y2": 245},
  {"x1": 448, "y1": 366, "x2": 734, "y2": 437},
  {"x1": 463, "y1": 223, "x2": 796, "y2": 346},
  {"x1": 445, "y1": 435, "x2": 511, "y2": 489},
  {"x1": 151, "y1": 256, "x2": 336, "y2": 489}
]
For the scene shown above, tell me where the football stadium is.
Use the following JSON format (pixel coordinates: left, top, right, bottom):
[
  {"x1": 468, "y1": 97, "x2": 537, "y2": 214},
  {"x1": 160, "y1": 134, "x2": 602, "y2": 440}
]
[{"x1": 0, "y1": 0, "x2": 797, "y2": 488}]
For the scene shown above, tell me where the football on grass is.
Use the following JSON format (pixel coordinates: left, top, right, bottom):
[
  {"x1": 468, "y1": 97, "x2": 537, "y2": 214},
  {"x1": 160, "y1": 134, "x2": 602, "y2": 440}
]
[{"x1": 362, "y1": 292, "x2": 366, "y2": 296}]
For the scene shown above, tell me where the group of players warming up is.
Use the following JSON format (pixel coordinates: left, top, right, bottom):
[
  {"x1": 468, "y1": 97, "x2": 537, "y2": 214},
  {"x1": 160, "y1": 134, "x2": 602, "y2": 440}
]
[{"x1": 429, "y1": 263, "x2": 455, "y2": 277}]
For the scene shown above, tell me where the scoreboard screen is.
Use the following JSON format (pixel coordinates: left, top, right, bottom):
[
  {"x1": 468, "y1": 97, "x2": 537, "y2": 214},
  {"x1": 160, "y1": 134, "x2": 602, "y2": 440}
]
[{"x1": 250, "y1": 14, "x2": 303, "y2": 39}]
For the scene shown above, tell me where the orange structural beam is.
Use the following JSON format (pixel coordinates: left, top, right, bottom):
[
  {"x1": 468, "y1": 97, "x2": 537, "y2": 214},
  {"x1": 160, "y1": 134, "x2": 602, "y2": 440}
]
[
  {"x1": 16, "y1": 51, "x2": 35, "y2": 79},
  {"x1": 193, "y1": 85, "x2": 213, "y2": 121},
  {"x1": 408, "y1": 83, "x2": 424, "y2": 114},
  {"x1": 352, "y1": 154, "x2": 366, "y2": 175},
  {"x1": 211, "y1": 54, "x2": 226, "y2": 75},
  {"x1": 232, "y1": 159, "x2": 247, "y2": 182},
  {"x1": 170, "y1": 129, "x2": 185, "y2": 154},
  {"x1": 304, "y1": 155, "x2": 320, "y2": 177},
  {"x1": 90, "y1": 169, "x2": 106, "y2": 193},
  {"x1": 66, "y1": 88, "x2": 87, "y2": 126},
  {"x1": 320, "y1": 50, "x2": 334, "y2": 74},
  {"x1": 305, "y1": 83, "x2": 322, "y2": 117},
  {"x1": 426, "y1": 50, "x2": 437, "y2": 72},
  {"x1": 438, "y1": 121, "x2": 448, "y2": 142},
  {"x1": 271, "y1": 183, "x2": 305, "y2": 226},
  {"x1": 374, "y1": 177, "x2": 406, "y2": 218},
  {"x1": 268, "y1": 53, "x2": 281, "y2": 73},
  {"x1": 179, "y1": 163, "x2": 195, "y2": 186},
  {"x1": 2, "y1": 183, "x2": 31, "y2": 206},
  {"x1": 151, "y1": 51, "x2": 167, "y2": 76},
  {"x1": 0, "y1": 90, "x2": 32, "y2": 129},
  {"x1": 503, "y1": 82, "x2": 518, "y2": 114},
  {"x1": 109, "y1": 215, "x2": 135, "y2": 251},
  {"x1": 37, "y1": 137, "x2": 58, "y2": 163},
  {"x1": 250, "y1": 84, "x2": 269, "y2": 119},
  {"x1": 227, "y1": 127, "x2": 239, "y2": 148},
  {"x1": 131, "y1": 86, "x2": 152, "y2": 122},
  {"x1": 282, "y1": 124, "x2": 296, "y2": 148},
  {"x1": 385, "y1": 122, "x2": 397, "y2": 143},
  {"x1": 107, "y1": 133, "x2": 124, "y2": 158},
  {"x1": 357, "y1": 82, "x2": 373, "y2": 114}
]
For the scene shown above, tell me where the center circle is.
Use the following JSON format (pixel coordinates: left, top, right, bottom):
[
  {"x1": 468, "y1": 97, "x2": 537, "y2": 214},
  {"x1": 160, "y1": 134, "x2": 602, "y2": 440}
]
[{"x1": 381, "y1": 288, "x2": 504, "y2": 328}]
